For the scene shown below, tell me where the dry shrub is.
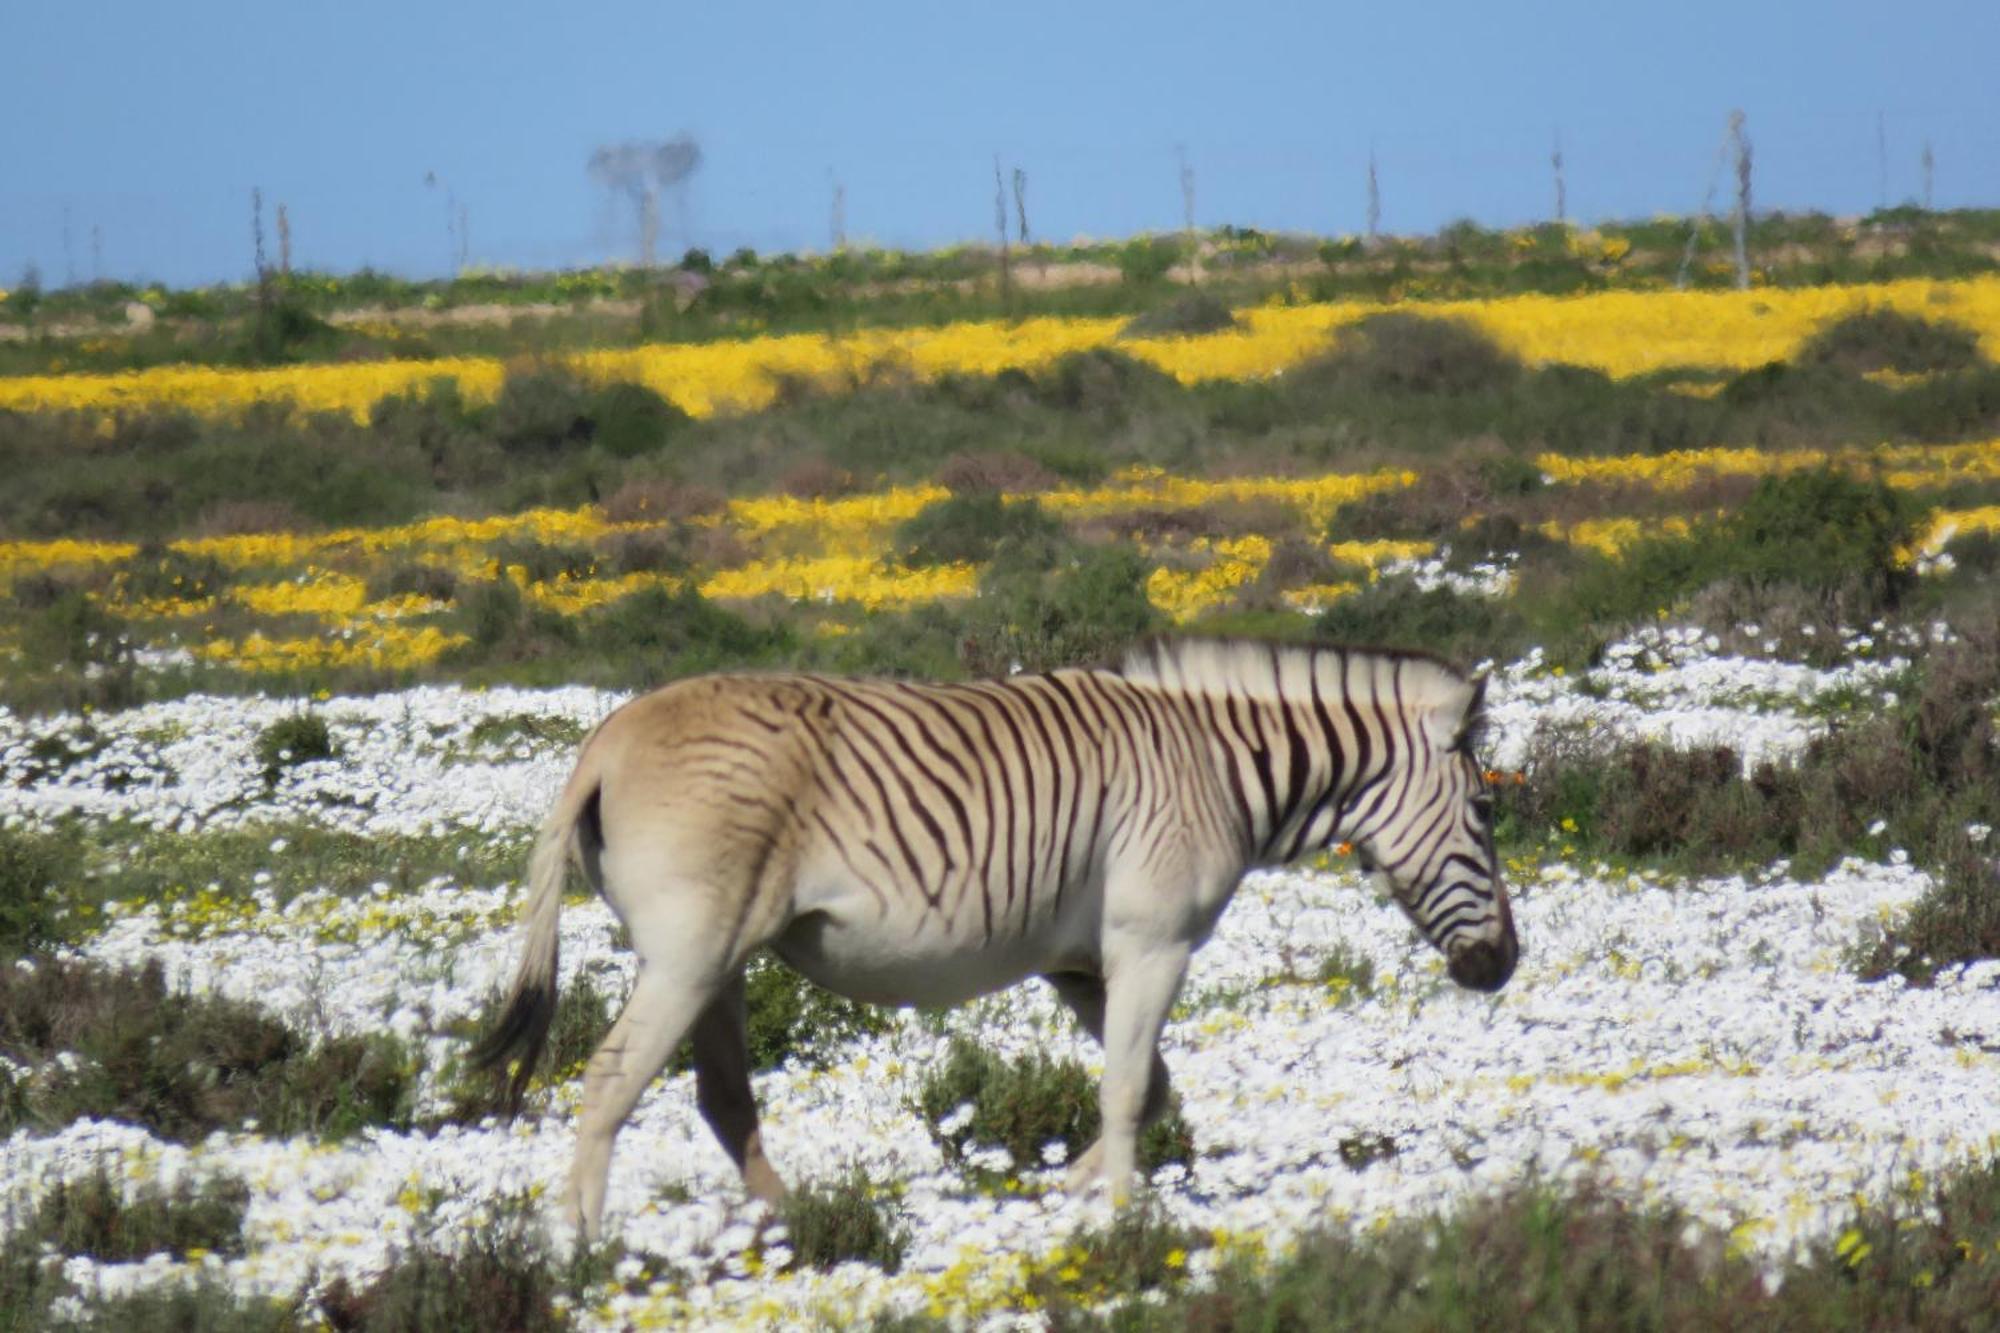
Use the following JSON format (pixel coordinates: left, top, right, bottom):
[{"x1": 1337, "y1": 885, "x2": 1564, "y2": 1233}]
[
  {"x1": 775, "y1": 457, "x2": 858, "y2": 500},
  {"x1": 1076, "y1": 505, "x2": 1222, "y2": 545},
  {"x1": 600, "y1": 478, "x2": 724, "y2": 525},
  {"x1": 934, "y1": 449, "x2": 1058, "y2": 495},
  {"x1": 194, "y1": 498, "x2": 307, "y2": 537}
]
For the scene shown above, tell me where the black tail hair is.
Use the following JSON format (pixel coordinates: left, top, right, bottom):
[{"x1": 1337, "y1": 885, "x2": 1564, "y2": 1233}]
[{"x1": 467, "y1": 971, "x2": 558, "y2": 1117}]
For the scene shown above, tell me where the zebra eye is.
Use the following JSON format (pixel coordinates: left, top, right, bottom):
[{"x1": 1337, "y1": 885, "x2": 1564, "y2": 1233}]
[{"x1": 1470, "y1": 794, "x2": 1494, "y2": 822}]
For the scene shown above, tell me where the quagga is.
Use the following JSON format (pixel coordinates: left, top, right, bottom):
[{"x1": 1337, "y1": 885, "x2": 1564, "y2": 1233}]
[{"x1": 473, "y1": 638, "x2": 1517, "y2": 1238}]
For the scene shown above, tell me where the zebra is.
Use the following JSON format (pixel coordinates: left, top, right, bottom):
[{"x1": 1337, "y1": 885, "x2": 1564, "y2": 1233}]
[{"x1": 472, "y1": 637, "x2": 1518, "y2": 1238}]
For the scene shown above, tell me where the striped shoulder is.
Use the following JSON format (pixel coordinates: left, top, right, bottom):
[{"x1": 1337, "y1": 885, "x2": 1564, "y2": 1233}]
[{"x1": 1118, "y1": 637, "x2": 1484, "y2": 740}]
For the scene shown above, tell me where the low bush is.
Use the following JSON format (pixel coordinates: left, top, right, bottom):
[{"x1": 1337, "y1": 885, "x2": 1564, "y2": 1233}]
[
  {"x1": 19, "y1": 1171, "x2": 250, "y2": 1263},
  {"x1": 893, "y1": 493, "x2": 1066, "y2": 568},
  {"x1": 1025, "y1": 1201, "x2": 1209, "y2": 1313},
  {"x1": 1312, "y1": 312, "x2": 1522, "y2": 395},
  {"x1": 255, "y1": 712, "x2": 340, "y2": 783},
  {"x1": 316, "y1": 1221, "x2": 580, "y2": 1333},
  {"x1": 913, "y1": 1035, "x2": 1194, "y2": 1183},
  {"x1": 1801, "y1": 307, "x2": 1985, "y2": 375},
  {"x1": 777, "y1": 1171, "x2": 911, "y2": 1273},
  {"x1": 959, "y1": 544, "x2": 1161, "y2": 676},
  {"x1": 120, "y1": 543, "x2": 234, "y2": 604},
  {"x1": 1088, "y1": 1167, "x2": 2000, "y2": 1331},
  {"x1": 0, "y1": 823, "x2": 76, "y2": 959},
  {"x1": 1119, "y1": 291, "x2": 1240, "y2": 339},
  {"x1": 0, "y1": 1173, "x2": 287, "y2": 1331},
  {"x1": 367, "y1": 560, "x2": 460, "y2": 604},
  {"x1": 0, "y1": 958, "x2": 415, "y2": 1142},
  {"x1": 488, "y1": 538, "x2": 597, "y2": 585}
]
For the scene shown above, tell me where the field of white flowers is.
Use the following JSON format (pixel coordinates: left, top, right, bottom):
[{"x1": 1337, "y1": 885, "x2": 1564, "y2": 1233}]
[{"x1": 5, "y1": 626, "x2": 1996, "y2": 1328}]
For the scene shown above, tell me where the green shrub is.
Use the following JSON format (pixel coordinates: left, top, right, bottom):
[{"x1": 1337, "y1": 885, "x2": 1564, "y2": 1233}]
[
  {"x1": 1315, "y1": 312, "x2": 1522, "y2": 395},
  {"x1": 236, "y1": 290, "x2": 344, "y2": 365},
  {"x1": 0, "y1": 959, "x2": 415, "y2": 1142},
  {"x1": 592, "y1": 380, "x2": 691, "y2": 458},
  {"x1": 255, "y1": 712, "x2": 340, "y2": 783},
  {"x1": 1026, "y1": 1201, "x2": 1209, "y2": 1312},
  {"x1": 1310, "y1": 581, "x2": 1510, "y2": 666},
  {"x1": 491, "y1": 367, "x2": 597, "y2": 456},
  {"x1": 892, "y1": 493, "x2": 1065, "y2": 568},
  {"x1": 489, "y1": 538, "x2": 597, "y2": 585},
  {"x1": 1029, "y1": 348, "x2": 1181, "y2": 417},
  {"x1": 368, "y1": 560, "x2": 460, "y2": 604},
  {"x1": 1120, "y1": 291, "x2": 1240, "y2": 339},
  {"x1": 739, "y1": 957, "x2": 892, "y2": 1070},
  {"x1": 1569, "y1": 467, "x2": 1931, "y2": 628},
  {"x1": 1116, "y1": 237, "x2": 1181, "y2": 286},
  {"x1": 960, "y1": 544, "x2": 1161, "y2": 676},
  {"x1": 1801, "y1": 307, "x2": 1985, "y2": 375},
  {"x1": 0, "y1": 824, "x2": 75, "y2": 959},
  {"x1": 0, "y1": 1173, "x2": 292, "y2": 1332},
  {"x1": 120, "y1": 543, "x2": 234, "y2": 603},
  {"x1": 315, "y1": 1222, "x2": 577, "y2": 1333},
  {"x1": 913, "y1": 1035, "x2": 1194, "y2": 1183},
  {"x1": 571, "y1": 584, "x2": 795, "y2": 683},
  {"x1": 21, "y1": 1171, "x2": 250, "y2": 1262},
  {"x1": 777, "y1": 1171, "x2": 911, "y2": 1272}
]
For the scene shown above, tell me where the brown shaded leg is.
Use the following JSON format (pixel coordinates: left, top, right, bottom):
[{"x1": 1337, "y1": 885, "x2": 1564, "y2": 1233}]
[{"x1": 688, "y1": 971, "x2": 788, "y2": 1204}]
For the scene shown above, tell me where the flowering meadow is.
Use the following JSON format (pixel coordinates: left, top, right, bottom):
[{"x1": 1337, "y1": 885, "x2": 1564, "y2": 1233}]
[{"x1": 3, "y1": 252, "x2": 2000, "y2": 1328}]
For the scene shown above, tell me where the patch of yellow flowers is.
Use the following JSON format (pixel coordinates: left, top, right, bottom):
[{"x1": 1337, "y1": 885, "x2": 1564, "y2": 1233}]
[
  {"x1": 8, "y1": 277, "x2": 2000, "y2": 422},
  {"x1": 7, "y1": 434, "x2": 2000, "y2": 676}
]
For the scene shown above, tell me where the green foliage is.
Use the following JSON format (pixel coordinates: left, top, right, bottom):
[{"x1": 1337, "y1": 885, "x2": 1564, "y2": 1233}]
[
  {"x1": 1498, "y1": 629, "x2": 2000, "y2": 979},
  {"x1": 0, "y1": 958, "x2": 415, "y2": 1142},
  {"x1": 0, "y1": 1173, "x2": 293, "y2": 1333},
  {"x1": 1115, "y1": 237, "x2": 1181, "y2": 286},
  {"x1": 0, "y1": 823, "x2": 76, "y2": 959},
  {"x1": 1119, "y1": 291, "x2": 1240, "y2": 339},
  {"x1": 960, "y1": 544, "x2": 1161, "y2": 676},
  {"x1": 315, "y1": 1221, "x2": 580, "y2": 1333},
  {"x1": 591, "y1": 379, "x2": 692, "y2": 458},
  {"x1": 368, "y1": 560, "x2": 460, "y2": 604},
  {"x1": 120, "y1": 543, "x2": 234, "y2": 604},
  {"x1": 1571, "y1": 467, "x2": 1931, "y2": 628},
  {"x1": 892, "y1": 493, "x2": 1065, "y2": 568},
  {"x1": 739, "y1": 957, "x2": 893, "y2": 1070},
  {"x1": 488, "y1": 538, "x2": 597, "y2": 585},
  {"x1": 777, "y1": 1171, "x2": 911, "y2": 1273},
  {"x1": 254, "y1": 712, "x2": 339, "y2": 782},
  {"x1": 1802, "y1": 307, "x2": 1985, "y2": 375},
  {"x1": 1313, "y1": 312, "x2": 1522, "y2": 395},
  {"x1": 1025, "y1": 1201, "x2": 1208, "y2": 1312},
  {"x1": 236, "y1": 288, "x2": 344, "y2": 365},
  {"x1": 913, "y1": 1035, "x2": 1194, "y2": 1183},
  {"x1": 1065, "y1": 1167, "x2": 2000, "y2": 1332},
  {"x1": 20, "y1": 1171, "x2": 250, "y2": 1262},
  {"x1": 1310, "y1": 580, "x2": 1511, "y2": 667}
]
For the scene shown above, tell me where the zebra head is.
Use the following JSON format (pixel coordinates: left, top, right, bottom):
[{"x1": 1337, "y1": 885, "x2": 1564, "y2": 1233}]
[{"x1": 1344, "y1": 668, "x2": 1518, "y2": 993}]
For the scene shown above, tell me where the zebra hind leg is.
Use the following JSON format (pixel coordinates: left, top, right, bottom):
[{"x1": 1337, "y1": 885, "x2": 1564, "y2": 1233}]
[
  {"x1": 564, "y1": 960, "x2": 719, "y2": 1239},
  {"x1": 687, "y1": 970, "x2": 788, "y2": 1205},
  {"x1": 1042, "y1": 971, "x2": 1175, "y2": 1194}
]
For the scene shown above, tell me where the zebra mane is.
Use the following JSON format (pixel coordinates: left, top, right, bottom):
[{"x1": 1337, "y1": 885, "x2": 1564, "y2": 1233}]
[{"x1": 1118, "y1": 637, "x2": 1484, "y2": 743}]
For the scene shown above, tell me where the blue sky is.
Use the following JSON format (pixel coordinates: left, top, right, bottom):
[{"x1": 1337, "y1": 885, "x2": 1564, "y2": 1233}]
[{"x1": 5, "y1": 0, "x2": 1997, "y2": 287}]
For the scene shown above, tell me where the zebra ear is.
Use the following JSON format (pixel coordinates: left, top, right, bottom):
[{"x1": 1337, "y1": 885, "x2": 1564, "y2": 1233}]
[{"x1": 1453, "y1": 670, "x2": 1490, "y2": 751}]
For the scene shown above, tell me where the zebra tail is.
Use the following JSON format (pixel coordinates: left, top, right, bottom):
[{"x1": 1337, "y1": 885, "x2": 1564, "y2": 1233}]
[{"x1": 468, "y1": 763, "x2": 601, "y2": 1116}]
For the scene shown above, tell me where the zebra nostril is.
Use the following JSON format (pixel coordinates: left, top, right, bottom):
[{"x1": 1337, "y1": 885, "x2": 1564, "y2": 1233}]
[{"x1": 1447, "y1": 939, "x2": 1515, "y2": 992}]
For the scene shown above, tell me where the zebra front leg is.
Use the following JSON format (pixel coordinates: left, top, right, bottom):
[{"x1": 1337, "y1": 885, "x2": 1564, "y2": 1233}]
[
  {"x1": 1043, "y1": 972, "x2": 1173, "y2": 1192},
  {"x1": 688, "y1": 971, "x2": 788, "y2": 1205},
  {"x1": 565, "y1": 963, "x2": 715, "y2": 1240},
  {"x1": 1082, "y1": 942, "x2": 1191, "y2": 1205}
]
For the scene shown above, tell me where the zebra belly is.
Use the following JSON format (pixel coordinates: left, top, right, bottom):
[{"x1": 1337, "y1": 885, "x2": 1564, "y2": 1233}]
[{"x1": 772, "y1": 882, "x2": 1101, "y2": 1009}]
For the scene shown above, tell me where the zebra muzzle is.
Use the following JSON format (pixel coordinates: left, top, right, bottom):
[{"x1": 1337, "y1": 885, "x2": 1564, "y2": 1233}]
[{"x1": 1446, "y1": 935, "x2": 1517, "y2": 992}]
